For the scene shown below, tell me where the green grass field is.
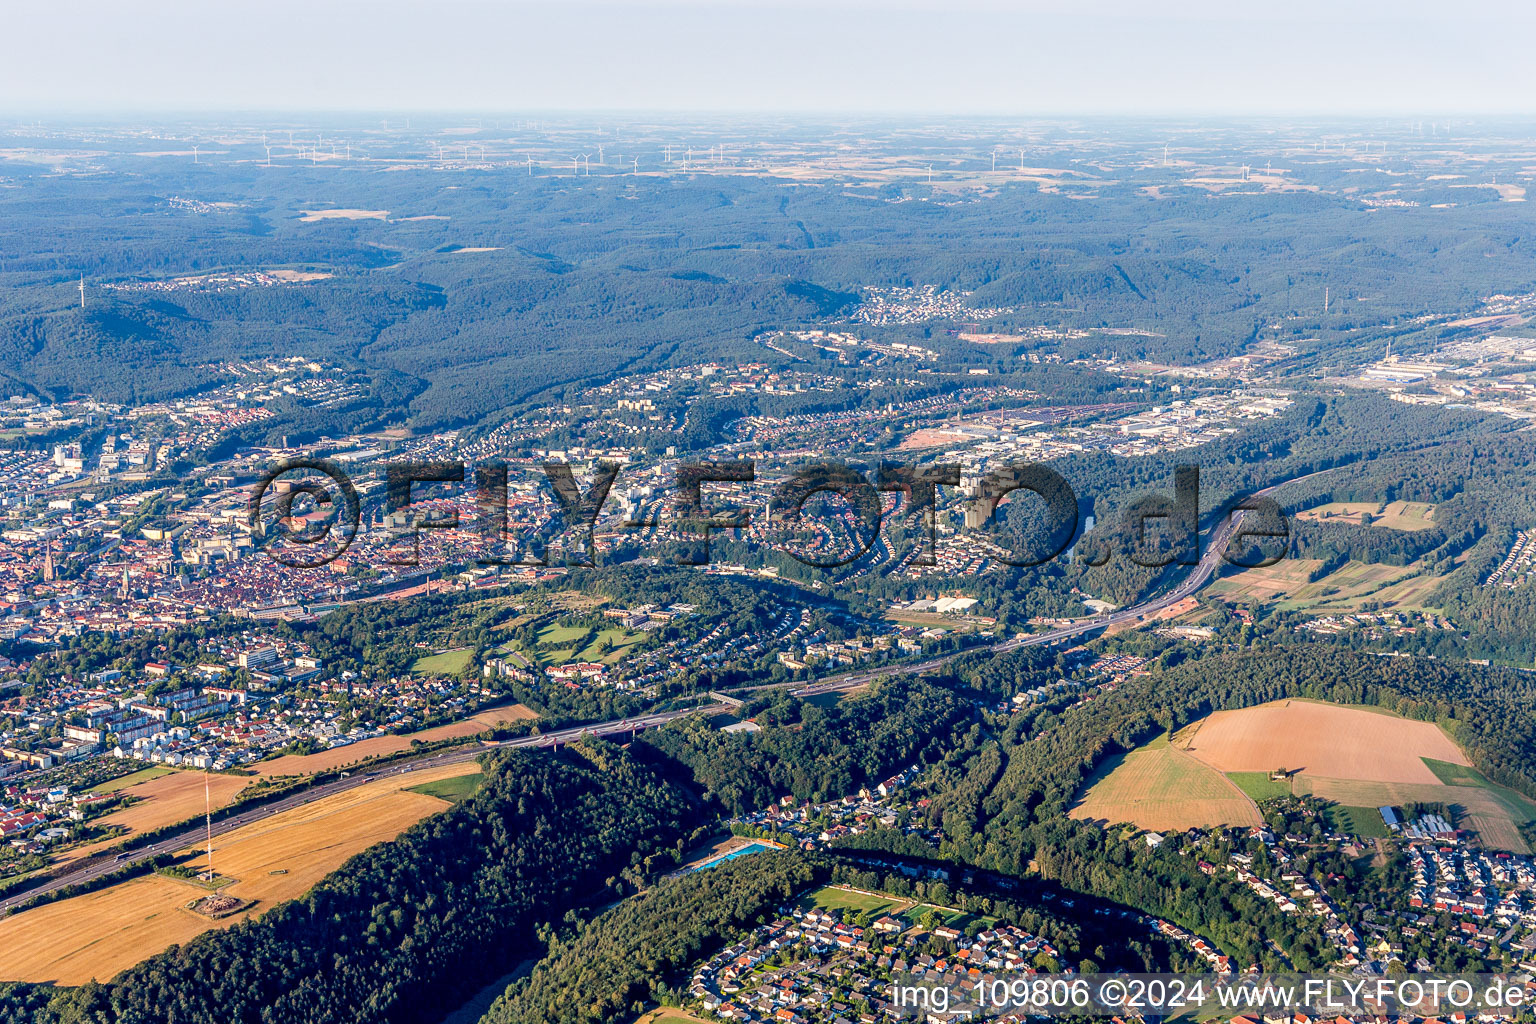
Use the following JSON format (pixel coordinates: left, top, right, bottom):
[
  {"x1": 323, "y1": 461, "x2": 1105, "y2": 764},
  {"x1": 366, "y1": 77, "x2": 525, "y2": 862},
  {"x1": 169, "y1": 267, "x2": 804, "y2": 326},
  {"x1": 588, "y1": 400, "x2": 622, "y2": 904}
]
[
  {"x1": 1424, "y1": 758, "x2": 1485, "y2": 787},
  {"x1": 411, "y1": 648, "x2": 474, "y2": 675},
  {"x1": 800, "y1": 885, "x2": 911, "y2": 918},
  {"x1": 537, "y1": 624, "x2": 590, "y2": 645},
  {"x1": 1423, "y1": 758, "x2": 1536, "y2": 825},
  {"x1": 1226, "y1": 772, "x2": 1293, "y2": 802},
  {"x1": 1326, "y1": 804, "x2": 1390, "y2": 839},
  {"x1": 574, "y1": 627, "x2": 645, "y2": 665},
  {"x1": 407, "y1": 774, "x2": 483, "y2": 803},
  {"x1": 87, "y1": 766, "x2": 174, "y2": 795},
  {"x1": 902, "y1": 903, "x2": 996, "y2": 932}
]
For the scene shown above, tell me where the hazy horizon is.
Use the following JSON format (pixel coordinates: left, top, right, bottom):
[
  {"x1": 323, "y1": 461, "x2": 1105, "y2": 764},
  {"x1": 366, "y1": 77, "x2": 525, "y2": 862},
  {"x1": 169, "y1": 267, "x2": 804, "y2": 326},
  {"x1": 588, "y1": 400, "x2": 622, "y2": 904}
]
[{"x1": 4, "y1": 0, "x2": 1535, "y2": 117}]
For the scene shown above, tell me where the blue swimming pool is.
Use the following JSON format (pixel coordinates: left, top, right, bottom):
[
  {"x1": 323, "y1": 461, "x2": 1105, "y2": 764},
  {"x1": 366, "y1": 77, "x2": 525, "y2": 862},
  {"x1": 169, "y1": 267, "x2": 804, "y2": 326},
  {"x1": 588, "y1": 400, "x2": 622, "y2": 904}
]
[{"x1": 692, "y1": 841, "x2": 773, "y2": 871}]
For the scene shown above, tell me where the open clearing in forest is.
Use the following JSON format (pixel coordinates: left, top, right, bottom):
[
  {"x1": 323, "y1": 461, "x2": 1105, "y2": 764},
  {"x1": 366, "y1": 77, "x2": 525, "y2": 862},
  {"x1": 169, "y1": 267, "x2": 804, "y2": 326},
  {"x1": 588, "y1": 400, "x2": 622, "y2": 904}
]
[
  {"x1": 298, "y1": 208, "x2": 388, "y2": 222},
  {"x1": 1206, "y1": 556, "x2": 1442, "y2": 613},
  {"x1": 1295, "y1": 500, "x2": 1437, "y2": 531},
  {"x1": 0, "y1": 762, "x2": 478, "y2": 985}
]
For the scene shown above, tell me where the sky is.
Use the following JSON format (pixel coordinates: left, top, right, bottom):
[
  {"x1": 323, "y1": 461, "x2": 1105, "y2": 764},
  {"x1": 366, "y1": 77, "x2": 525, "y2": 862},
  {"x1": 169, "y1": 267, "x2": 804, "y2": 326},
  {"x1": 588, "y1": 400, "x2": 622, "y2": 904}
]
[{"x1": 4, "y1": 0, "x2": 1535, "y2": 116}]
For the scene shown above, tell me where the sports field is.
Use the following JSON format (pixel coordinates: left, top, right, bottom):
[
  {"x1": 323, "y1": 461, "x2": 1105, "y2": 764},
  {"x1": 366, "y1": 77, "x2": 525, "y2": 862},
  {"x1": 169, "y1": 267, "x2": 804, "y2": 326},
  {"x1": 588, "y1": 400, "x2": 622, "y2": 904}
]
[
  {"x1": 0, "y1": 761, "x2": 478, "y2": 984},
  {"x1": 1069, "y1": 733, "x2": 1262, "y2": 831},
  {"x1": 252, "y1": 704, "x2": 536, "y2": 777},
  {"x1": 798, "y1": 884, "x2": 914, "y2": 919}
]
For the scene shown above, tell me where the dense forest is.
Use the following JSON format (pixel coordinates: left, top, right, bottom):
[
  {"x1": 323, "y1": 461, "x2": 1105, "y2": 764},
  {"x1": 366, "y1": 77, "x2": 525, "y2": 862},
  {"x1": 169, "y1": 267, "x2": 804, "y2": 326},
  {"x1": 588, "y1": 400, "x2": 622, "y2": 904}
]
[
  {"x1": 637, "y1": 676, "x2": 978, "y2": 813},
  {"x1": 4, "y1": 141, "x2": 1536, "y2": 434}
]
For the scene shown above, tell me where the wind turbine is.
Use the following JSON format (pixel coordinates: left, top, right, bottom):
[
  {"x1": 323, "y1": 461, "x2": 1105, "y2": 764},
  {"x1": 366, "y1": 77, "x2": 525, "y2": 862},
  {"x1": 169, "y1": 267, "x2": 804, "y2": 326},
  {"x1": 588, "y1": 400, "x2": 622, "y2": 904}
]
[
  {"x1": 527, "y1": 155, "x2": 533, "y2": 176},
  {"x1": 927, "y1": 165, "x2": 933, "y2": 183},
  {"x1": 598, "y1": 144, "x2": 604, "y2": 164},
  {"x1": 265, "y1": 146, "x2": 272, "y2": 167},
  {"x1": 1162, "y1": 143, "x2": 1168, "y2": 166},
  {"x1": 991, "y1": 151, "x2": 997, "y2": 172},
  {"x1": 584, "y1": 154, "x2": 590, "y2": 175},
  {"x1": 572, "y1": 155, "x2": 579, "y2": 174},
  {"x1": 631, "y1": 156, "x2": 638, "y2": 173},
  {"x1": 193, "y1": 145, "x2": 199, "y2": 164}
]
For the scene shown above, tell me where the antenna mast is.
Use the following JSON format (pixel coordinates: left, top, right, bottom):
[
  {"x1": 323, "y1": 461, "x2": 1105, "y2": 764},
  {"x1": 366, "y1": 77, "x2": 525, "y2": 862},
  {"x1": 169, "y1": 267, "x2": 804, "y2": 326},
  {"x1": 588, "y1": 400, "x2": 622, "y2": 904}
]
[{"x1": 204, "y1": 770, "x2": 213, "y2": 877}]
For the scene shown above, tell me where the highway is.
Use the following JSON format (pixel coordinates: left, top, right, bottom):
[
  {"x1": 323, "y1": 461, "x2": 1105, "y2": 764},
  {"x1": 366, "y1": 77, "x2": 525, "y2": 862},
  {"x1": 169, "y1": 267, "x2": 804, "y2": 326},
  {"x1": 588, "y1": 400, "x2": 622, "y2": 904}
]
[{"x1": 0, "y1": 489, "x2": 1277, "y2": 915}]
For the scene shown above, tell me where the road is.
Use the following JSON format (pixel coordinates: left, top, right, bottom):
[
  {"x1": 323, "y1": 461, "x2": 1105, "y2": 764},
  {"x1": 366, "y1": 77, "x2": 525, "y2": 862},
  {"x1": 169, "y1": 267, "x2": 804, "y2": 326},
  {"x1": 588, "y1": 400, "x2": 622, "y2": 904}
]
[{"x1": 0, "y1": 484, "x2": 1281, "y2": 915}]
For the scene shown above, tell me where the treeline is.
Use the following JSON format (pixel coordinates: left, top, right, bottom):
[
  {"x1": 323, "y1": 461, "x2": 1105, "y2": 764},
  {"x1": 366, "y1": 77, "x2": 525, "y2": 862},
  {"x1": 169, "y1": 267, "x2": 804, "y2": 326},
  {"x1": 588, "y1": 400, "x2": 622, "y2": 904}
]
[
  {"x1": 7, "y1": 741, "x2": 697, "y2": 1024},
  {"x1": 482, "y1": 851, "x2": 820, "y2": 1024}
]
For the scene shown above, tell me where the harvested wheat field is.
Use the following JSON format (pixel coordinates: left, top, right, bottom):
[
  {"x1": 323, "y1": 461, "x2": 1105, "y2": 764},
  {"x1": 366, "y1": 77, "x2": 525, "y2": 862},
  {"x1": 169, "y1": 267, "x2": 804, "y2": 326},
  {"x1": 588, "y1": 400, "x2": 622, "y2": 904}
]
[
  {"x1": 1176, "y1": 700, "x2": 1468, "y2": 783},
  {"x1": 1070, "y1": 734, "x2": 1261, "y2": 831},
  {"x1": 91, "y1": 769, "x2": 251, "y2": 837},
  {"x1": 0, "y1": 762, "x2": 479, "y2": 984},
  {"x1": 253, "y1": 704, "x2": 536, "y2": 777}
]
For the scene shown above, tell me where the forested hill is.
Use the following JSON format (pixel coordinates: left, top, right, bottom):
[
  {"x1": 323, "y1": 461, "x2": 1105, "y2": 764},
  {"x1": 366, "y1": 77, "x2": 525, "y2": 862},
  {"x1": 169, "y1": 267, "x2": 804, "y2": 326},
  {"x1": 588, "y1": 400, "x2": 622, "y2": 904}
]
[{"x1": 4, "y1": 147, "x2": 1536, "y2": 431}]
